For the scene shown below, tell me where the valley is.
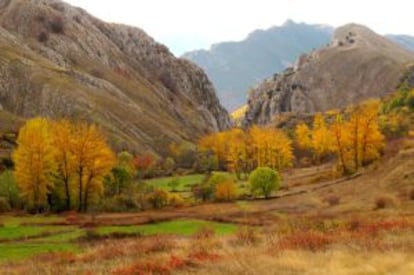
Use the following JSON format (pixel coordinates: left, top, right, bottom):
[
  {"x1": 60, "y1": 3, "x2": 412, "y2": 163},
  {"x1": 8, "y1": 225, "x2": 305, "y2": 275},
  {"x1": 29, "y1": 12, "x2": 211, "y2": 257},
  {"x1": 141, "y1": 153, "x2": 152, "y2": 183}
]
[{"x1": 0, "y1": 0, "x2": 414, "y2": 274}]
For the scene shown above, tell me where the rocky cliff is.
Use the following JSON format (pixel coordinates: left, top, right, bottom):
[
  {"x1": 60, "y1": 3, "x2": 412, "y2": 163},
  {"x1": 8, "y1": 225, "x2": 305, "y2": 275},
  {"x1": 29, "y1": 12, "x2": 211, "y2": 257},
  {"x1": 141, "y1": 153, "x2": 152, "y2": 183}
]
[
  {"x1": 243, "y1": 24, "x2": 414, "y2": 126},
  {"x1": 0, "y1": 0, "x2": 230, "y2": 155}
]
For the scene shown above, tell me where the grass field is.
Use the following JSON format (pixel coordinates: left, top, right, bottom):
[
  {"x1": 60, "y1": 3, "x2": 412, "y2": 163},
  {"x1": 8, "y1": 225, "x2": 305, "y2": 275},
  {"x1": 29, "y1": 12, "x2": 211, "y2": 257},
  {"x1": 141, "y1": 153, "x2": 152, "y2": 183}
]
[
  {"x1": 145, "y1": 172, "x2": 251, "y2": 197},
  {"x1": 145, "y1": 174, "x2": 206, "y2": 192},
  {"x1": 0, "y1": 215, "x2": 238, "y2": 261},
  {"x1": 97, "y1": 219, "x2": 237, "y2": 236}
]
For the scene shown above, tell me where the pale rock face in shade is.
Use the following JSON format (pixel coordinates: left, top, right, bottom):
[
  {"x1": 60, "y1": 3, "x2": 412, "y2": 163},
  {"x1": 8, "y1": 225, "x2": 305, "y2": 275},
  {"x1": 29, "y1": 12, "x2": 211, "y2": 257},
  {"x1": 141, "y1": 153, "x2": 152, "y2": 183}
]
[
  {"x1": 243, "y1": 24, "x2": 414, "y2": 127},
  {"x1": 0, "y1": 0, "x2": 230, "y2": 155}
]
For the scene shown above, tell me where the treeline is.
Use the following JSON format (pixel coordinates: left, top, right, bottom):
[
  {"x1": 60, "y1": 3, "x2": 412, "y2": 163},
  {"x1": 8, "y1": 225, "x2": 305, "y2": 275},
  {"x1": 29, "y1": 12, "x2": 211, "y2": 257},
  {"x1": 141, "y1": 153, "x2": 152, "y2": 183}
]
[
  {"x1": 3, "y1": 118, "x2": 181, "y2": 213},
  {"x1": 198, "y1": 127, "x2": 293, "y2": 179},
  {"x1": 199, "y1": 100, "x2": 386, "y2": 176}
]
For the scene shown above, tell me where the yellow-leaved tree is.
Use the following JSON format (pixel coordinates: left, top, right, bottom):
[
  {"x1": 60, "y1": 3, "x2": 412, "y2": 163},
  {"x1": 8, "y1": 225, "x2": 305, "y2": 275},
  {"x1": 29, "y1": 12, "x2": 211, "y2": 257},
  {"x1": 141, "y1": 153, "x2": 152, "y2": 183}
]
[
  {"x1": 347, "y1": 100, "x2": 384, "y2": 170},
  {"x1": 71, "y1": 123, "x2": 116, "y2": 212},
  {"x1": 295, "y1": 113, "x2": 332, "y2": 164},
  {"x1": 51, "y1": 119, "x2": 76, "y2": 211},
  {"x1": 249, "y1": 126, "x2": 293, "y2": 171},
  {"x1": 225, "y1": 128, "x2": 249, "y2": 179},
  {"x1": 13, "y1": 118, "x2": 56, "y2": 212}
]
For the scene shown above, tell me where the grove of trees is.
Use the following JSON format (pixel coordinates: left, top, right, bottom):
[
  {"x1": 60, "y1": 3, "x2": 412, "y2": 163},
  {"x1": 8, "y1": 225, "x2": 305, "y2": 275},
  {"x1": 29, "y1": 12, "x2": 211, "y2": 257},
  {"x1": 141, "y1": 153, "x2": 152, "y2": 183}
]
[
  {"x1": 198, "y1": 126, "x2": 293, "y2": 179},
  {"x1": 295, "y1": 100, "x2": 385, "y2": 174},
  {"x1": 12, "y1": 118, "x2": 116, "y2": 213}
]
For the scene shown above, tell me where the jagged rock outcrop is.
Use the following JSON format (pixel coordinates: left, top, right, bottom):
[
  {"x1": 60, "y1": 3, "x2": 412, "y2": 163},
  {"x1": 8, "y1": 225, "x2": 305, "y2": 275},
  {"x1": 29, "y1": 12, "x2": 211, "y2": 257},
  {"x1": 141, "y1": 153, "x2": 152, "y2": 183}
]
[
  {"x1": 0, "y1": 0, "x2": 230, "y2": 155},
  {"x1": 243, "y1": 24, "x2": 414, "y2": 126}
]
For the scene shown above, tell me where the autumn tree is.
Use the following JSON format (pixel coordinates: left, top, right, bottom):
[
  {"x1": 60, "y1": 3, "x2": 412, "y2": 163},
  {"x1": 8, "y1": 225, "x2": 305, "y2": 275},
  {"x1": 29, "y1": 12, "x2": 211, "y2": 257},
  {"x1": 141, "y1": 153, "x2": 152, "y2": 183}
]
[
  {"x1": 225, "y1": 128, "x2": 249, "y2": 179},
  {"x1": 12, "y1": 118, "x2": 56, "y2": 212},
  {"x1": 249, "y1": 126, "x2": 293, "y2": 171},
  {"x1": 347, "y1": 100, "x2": 384, "y2": 170},
  {"x1": 329, "y1": 114, "x2": 353, "y2": 174},
  {"x1": 71, "y1": 123, "x2": 116, "y2": 212},
  {"x1": 134, "y1": 153, "x2": 155, "y2": 179},
  {"x1": 295, "y1": 113, "x2": 332, "y2": 164},
  {"x1": 50, "y1": 119, "x2": 76, "y2": 210}
]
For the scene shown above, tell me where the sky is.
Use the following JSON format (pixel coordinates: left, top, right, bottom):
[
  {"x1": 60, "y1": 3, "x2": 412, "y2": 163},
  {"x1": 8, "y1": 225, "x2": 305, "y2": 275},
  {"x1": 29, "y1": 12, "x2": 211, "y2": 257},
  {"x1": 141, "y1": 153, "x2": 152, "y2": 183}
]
[{"x1": 64, "y1": 0, "x2": 414, "y2": 56}]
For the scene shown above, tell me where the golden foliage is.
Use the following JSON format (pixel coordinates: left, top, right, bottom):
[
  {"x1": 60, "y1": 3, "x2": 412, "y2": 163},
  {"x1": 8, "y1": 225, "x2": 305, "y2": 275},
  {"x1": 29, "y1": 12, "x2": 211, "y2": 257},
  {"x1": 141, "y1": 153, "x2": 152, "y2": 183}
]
[
  {"x1": 198, "y1": 127, "x2": 293, "y2": 176},
  {"x1": 12, "y1": 118, "x2": 116, "y2": 212},
  {"x1": 12, "y1": 118, "x2": 56, "y2": 211},
  {"x1": 215, "y1": 180, "x2": 237, "y2": 202},
  {"x1": 71, "y1": 123, "x2": 116, "y2": 212}
]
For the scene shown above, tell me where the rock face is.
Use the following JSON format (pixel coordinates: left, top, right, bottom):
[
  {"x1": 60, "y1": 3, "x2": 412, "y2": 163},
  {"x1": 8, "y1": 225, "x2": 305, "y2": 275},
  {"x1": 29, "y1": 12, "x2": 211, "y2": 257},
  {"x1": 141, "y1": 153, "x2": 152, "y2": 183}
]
[
  {"x1": 243, "y1": 24, "x2": 414, "y2": 126},
  {"x1": 0, "y1": 0, "x2": 230, "y2": 155},
  {"x1": 183, "y1": 20, "x2": 333, "y2": 111}
]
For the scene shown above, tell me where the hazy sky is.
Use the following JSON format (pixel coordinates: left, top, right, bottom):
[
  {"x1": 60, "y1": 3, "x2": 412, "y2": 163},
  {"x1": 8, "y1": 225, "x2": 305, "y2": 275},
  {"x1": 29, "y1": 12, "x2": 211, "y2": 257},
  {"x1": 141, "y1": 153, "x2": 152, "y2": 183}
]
[{"x1": 65, "y1": 0, "x2": 413, "y2": 56}]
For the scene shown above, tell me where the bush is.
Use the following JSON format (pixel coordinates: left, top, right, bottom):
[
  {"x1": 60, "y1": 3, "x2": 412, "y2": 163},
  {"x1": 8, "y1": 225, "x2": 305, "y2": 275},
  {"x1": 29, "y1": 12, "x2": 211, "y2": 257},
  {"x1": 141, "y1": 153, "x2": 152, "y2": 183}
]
[
  {"x1": 277, "y1": 231, "x2": 333, "y2": 252},
  {"x1": 0, "y1": 170, "x2": 21, "y2": 209},
  {"x1": 249, "y1": 167, "x2": 280, "y2": 199},
  {"x1": 214, "y1": 181, "x2": 237, "y2": 202},
  {"x1": 375, "y1": 194, "x2": 399, "y2": 209},
  {"x1": 410, "y1": 189, "x2": 414, "y2": 200},
  {"x1": 0, "y1": 197, "x2": 11, "y2": 213},
  {"x1": 146, "y1": 189, "x2": 169, "y2": 209},
  {"x1": 168, "y1": 177, "x2": 180, "y2": 192},
  {"x1": 168, "y1": 193, "x2": 185, "y2": 208},
  {"x1": 324, "y1": 195, "x2": 340, "y2": 206}
]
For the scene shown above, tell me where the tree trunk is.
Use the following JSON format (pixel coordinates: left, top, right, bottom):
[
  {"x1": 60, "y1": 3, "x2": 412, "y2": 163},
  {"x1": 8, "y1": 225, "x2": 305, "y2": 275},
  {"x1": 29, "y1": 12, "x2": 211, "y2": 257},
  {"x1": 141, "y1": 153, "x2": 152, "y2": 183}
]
[{"x1": 78, "y1": 167, "x2": 83, "y2": 212}]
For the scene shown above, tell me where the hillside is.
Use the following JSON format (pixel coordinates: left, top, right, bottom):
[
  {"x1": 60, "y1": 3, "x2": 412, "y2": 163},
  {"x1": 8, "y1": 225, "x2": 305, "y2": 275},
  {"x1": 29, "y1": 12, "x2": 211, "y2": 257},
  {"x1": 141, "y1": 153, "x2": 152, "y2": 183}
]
[
  {"x1": 0, "y1": 0, "x2": 230, "y2": 155},
  {"x1": 243, "y1": 24, "x2": 414, "y2": 126},
  {"x1": 183, "y1": 20, "x2": 333, "y2": 111}
]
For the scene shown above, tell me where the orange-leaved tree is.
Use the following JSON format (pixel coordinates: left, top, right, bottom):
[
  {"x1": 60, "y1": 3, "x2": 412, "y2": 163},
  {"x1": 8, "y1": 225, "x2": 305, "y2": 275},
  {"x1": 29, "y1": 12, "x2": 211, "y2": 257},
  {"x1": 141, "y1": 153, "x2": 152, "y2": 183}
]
[
  {"x1": 13, "y1": 118, "x2": 56, "y2": 212},
  {"x1": 71, "y1": 123, "x2": 116, "y2": 212}
]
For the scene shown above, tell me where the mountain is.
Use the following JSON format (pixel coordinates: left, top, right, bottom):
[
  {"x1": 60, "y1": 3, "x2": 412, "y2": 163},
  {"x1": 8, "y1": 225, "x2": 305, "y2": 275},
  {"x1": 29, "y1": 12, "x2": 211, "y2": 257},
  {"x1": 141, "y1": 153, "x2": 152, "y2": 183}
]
[
  {"x1": 387, "y1": 34, "x2": 414, "y2": 52},
  {"x1": 183, "y1": 20, "x2": 333, "y2": 111},
  {"x1": 0, "y1": 0, "x2": 230, "y2": 156},
  {"x1": 243, "y1": 24, "x2": 414, "y2": 126}
]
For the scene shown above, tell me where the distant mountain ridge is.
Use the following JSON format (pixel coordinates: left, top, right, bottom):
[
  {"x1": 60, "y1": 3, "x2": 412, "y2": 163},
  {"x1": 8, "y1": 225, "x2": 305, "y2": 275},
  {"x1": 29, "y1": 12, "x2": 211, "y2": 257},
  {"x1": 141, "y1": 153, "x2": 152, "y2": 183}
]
[
  {"x1": 183, "y1": 20, "x2": 334, "y2": 111},
  {"x1": 387, "y1": 34, "x2": 414, "y2": 52},
  {"x1": 184, "y1": 21, "x2": 414, "y2": 112}
]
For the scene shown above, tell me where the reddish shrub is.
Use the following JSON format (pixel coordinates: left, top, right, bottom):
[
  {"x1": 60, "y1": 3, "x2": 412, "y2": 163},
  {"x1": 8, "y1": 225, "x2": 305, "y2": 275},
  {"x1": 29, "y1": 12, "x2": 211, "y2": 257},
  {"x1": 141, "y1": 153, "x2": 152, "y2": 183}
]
[
  {"x1": 112, "y1": 261, "x2": 171, "y2": 275},
  {"x1": 188, "y1": 251, "x2": 220, "y2": 263},
  {"x1": 324, "y1": 195, "x2": 340, "y2": 206},
  {"x1": 277, "y1": 231, "x2": 333, "y2": 252}
]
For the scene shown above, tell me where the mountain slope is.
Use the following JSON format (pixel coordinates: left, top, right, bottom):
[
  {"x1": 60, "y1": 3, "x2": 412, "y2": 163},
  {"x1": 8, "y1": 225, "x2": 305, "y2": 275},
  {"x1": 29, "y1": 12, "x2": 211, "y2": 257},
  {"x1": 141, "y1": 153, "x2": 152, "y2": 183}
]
[
  {"x1": 0, "y1": 0, "x2": 230, "y2": 155},
  {"x1": 183, "y1": 20, "x2": 333, "y2": 111},
  {"x1": 243, "y1": 24, "x2": 414, "y2": 126}
]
